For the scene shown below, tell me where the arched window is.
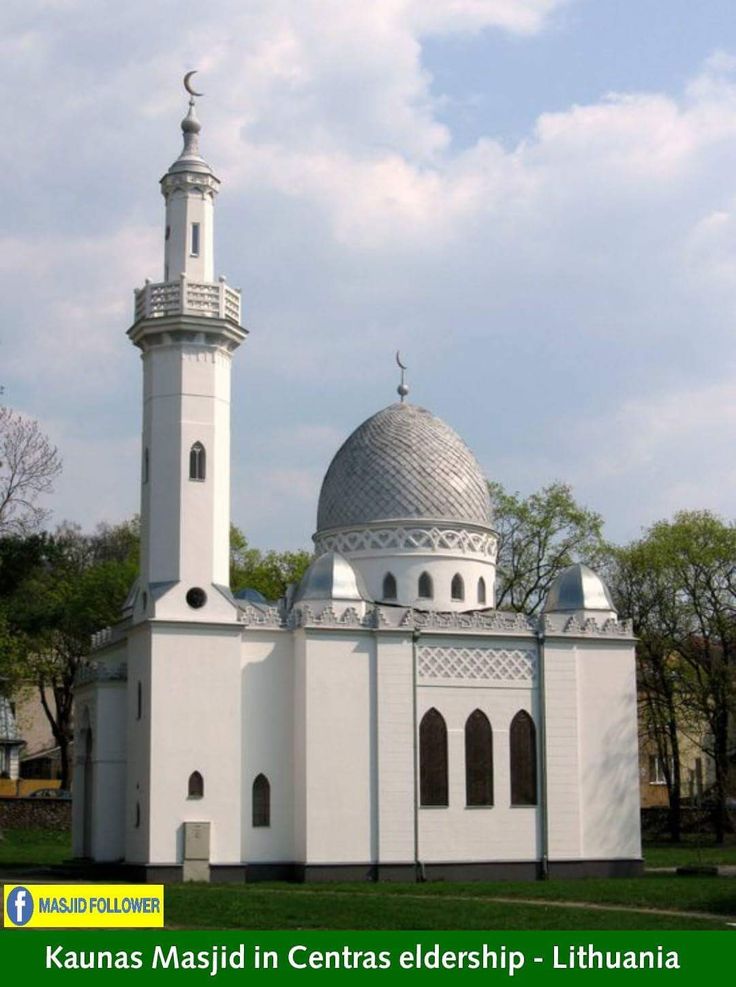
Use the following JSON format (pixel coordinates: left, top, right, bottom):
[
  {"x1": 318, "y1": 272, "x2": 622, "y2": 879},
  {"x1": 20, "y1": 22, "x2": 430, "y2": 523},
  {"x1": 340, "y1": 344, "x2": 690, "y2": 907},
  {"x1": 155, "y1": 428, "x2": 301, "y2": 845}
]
[
  {"x1": 189, "y1": 442, "x2": 206, "y2": 481},
  {"x1": 477, "y1": 577, "x2": 487, "y2": 605},
  {"x1": 382, "y1": 572, "x2": 397, "y2": 600},
  {"x1": 465, "y1": 710, "x2": 493, "y2": 806},
  {"x1": 252, "y1": 773, "x2": 270, "y2": 827},
  {"x1": 418, "y1": 571, "x2": 433, "y2": 600},
  {"x1": 419, "y1": 708, "x2": 448, "y2": 806},
  {"x1": 188, "y1": 771, "x2": 204, "y2": 799},
  {"x1": 510, "y1": 710, "x2": 537, "y2": 806},
  {"x1": 451, "y1": 573, "x2": 465, "y2": 601}
]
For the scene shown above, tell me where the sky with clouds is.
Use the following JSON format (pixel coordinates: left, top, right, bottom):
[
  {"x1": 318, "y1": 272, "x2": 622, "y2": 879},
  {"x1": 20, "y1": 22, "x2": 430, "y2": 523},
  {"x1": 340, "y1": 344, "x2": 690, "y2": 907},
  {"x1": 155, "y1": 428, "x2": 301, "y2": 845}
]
[{"x1": 4, "y1": 0, "x2": 736, "y2": 550}]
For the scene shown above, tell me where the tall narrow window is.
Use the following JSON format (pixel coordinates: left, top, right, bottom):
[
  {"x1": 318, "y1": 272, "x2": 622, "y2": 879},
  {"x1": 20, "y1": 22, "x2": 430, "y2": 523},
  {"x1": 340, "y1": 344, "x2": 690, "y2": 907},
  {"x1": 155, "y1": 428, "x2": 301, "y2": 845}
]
[
  {"x1": 188, "y1": 771, "x2": 204, "y2": 799},
  {"x1": 143, "y1": 448, "x2": 149, "y2": 484},
  {"x1": 465, "y1": 710, "x2": 493, "y2": 806},
  {"x1": 189, "y1": 442, "x2": 206, "y2": 481},
  {"x1": 135, "y1": 801, "x2": 141, "y2": 828},
  {"x1": 451, "y1": 573, "x2": 465, "y2": 600},
  {"x1": 477, "y1": 577, "x2": 487, "y2": 605},
  {"x1": 419, "y1": 708, "x2": 448, "y2": 806},
  {"x1": 382, "y1": 572, "x2": 397, "y2": 600},
  {"x1": 136, "y1": 681, "x2": 142, "y2": 721},
  {"x1": 191, "y1": 222, "x2": 200, "y2": 256},
  {"x1": 510, "y1": 710, "x2": 537, "y2": 806},
  {"x1": 418, "y1": 571, "x2": 433, "y2": 600},
  {"x1": 252, "y1": 774, "x2": 270, "y2": 827}
]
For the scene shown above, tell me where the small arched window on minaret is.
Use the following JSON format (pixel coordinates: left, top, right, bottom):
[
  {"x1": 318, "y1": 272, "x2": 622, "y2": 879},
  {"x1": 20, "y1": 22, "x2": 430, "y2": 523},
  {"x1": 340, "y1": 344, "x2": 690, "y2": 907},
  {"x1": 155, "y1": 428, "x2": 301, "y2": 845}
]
[
  {"x1": 252, "y1": 774, "x2": 270, "y2": 827},
  {"x1": 189, "y1": 442, "x2": 206, "y2": 481},
  {"x1": 188, "y1": 771, "x2": 204, "y2": 799}
]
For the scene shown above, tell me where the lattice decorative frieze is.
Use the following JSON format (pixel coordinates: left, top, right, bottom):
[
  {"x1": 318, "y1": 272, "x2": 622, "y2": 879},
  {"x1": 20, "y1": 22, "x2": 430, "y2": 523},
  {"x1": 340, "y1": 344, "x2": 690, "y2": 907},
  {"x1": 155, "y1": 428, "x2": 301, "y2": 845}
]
[
  {"x1": 76, "y1": 662, "x2": 128, "y2": 686},
  {"x1": 314, "y1": 525, "x2": 497, "y2": 559},
  {"x1": 418, "y1": 646, "x2": 537, "y2": 683}
]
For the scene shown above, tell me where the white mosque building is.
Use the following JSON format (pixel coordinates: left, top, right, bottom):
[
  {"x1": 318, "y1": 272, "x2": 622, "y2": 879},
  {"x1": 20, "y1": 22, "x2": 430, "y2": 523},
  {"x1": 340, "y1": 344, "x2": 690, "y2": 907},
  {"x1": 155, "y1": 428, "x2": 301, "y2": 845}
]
[{"x1": 72, "y1": 88, "x2": 642, "y2": 882}]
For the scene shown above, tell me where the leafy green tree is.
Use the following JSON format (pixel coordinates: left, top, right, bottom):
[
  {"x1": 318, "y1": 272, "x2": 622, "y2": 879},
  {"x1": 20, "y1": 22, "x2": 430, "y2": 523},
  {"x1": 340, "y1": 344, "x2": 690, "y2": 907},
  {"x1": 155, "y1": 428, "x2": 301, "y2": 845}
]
[
  {"x1": 0, "y1": 521, "x2": 138, "y2": 788},
  {"x1": 609, "y1": 511, "x2": 736, "y2": 842},
  {"x1": 489, "y1": 481, "x2": 608, "y2": 615},
  {"x1": 230, "y1": 525, "x2": 312, "y2": 601}
]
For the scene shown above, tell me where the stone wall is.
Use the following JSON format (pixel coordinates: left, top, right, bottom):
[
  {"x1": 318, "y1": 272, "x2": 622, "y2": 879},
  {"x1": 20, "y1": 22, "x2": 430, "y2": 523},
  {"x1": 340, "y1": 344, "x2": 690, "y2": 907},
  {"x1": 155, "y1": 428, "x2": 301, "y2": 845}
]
[{"x1": 0, "y1": 797, "x2": 71, "y2": 830}]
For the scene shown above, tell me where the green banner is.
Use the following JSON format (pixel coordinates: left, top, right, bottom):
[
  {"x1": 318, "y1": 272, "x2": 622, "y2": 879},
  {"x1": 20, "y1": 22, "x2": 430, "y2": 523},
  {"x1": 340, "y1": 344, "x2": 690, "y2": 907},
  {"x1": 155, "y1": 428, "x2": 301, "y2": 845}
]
[{"x1": 0, "y1": 931, "x2": 732, "y2": 983}]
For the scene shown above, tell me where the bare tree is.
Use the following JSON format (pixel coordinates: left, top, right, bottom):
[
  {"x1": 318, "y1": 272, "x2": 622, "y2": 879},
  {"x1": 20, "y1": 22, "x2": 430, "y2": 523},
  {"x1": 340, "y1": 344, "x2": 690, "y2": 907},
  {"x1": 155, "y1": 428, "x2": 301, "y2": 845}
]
[{"x1": 0, "y1": 405, "x2": 62, "y2": 535}]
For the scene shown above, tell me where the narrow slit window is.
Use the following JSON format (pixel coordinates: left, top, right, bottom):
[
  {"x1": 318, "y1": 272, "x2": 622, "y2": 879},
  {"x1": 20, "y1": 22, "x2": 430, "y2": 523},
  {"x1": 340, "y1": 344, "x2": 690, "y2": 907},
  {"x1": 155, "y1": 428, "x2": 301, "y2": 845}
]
[
  {"x1": 189, "y1": 442, "x2": 206, "y2": 481},
  {"x1": 143, "y1": 448, "x2": 149, "y2": 484},
  {"x1": 382, "y1": 572, "x2": 397, "y2": 600},
  {"x1": 136, "y1": 681, "x2": 142, "y2": 721},
  {"x1": 191, "y1": 222, "x2": 200, "y2": 256},
  {"x1": 418, "y1": 571, "x2": 433, "y2": 600},
  {"x1": 188, "y1": 771, "x2": 204, "y2": 799},
  {"x1": 451, "y1": 573, "x2": 465, "y2": 600},
  {"x1": 253, "y1": 774, "x2": 271, "y2": 827},
  {"x1": 419, "y1": 708, "x2": 448, "y2": 806}
]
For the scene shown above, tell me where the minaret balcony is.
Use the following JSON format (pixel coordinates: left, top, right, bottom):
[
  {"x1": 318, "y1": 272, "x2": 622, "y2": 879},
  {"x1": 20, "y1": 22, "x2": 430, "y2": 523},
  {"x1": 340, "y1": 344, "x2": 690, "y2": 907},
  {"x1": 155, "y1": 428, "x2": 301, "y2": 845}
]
[{"x1": 133, "y1": 274, "x2": 241, "y2": 326}]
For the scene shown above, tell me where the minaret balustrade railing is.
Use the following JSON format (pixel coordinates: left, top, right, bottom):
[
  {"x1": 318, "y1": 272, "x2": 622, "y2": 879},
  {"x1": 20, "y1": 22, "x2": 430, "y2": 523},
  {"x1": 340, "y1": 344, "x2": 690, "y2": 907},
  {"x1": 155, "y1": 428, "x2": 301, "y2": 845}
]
[{"x1": 133, "y1": 273, "x2": 241, "y2": 325}]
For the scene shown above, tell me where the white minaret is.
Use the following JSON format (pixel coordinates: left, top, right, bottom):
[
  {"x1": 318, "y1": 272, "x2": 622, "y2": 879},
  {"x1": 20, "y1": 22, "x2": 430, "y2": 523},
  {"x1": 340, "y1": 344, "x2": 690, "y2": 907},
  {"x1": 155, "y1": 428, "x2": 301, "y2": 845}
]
[{"x1": 128, "y1": 87, "x2": 247, "y2": 620}]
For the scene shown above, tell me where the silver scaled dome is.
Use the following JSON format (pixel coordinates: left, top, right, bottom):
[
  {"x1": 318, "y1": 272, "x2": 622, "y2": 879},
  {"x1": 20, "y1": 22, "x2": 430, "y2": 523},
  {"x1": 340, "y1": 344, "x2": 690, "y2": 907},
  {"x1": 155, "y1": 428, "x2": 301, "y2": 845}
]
[{"x1": 316, "y1": 403, "x2": 492, "y2": 532}]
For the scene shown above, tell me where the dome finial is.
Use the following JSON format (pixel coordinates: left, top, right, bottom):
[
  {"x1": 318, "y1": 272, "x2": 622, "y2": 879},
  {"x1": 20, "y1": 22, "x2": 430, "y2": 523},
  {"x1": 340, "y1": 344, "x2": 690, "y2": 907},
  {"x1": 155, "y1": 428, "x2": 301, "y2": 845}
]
[{"x1": 396, "y1": 350, "x2": 409, "y2": 402}]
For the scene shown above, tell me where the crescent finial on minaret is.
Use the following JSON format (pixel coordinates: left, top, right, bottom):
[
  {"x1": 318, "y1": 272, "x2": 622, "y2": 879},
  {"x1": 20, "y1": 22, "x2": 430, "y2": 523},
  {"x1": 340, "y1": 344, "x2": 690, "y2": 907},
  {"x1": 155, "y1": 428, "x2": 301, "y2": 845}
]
[
  {"x1": 183, "y1": 70, "x2": 205, "y2": 98},
  {"x1": 396, "y1": 350, "x2": 409, "y2": 402}
]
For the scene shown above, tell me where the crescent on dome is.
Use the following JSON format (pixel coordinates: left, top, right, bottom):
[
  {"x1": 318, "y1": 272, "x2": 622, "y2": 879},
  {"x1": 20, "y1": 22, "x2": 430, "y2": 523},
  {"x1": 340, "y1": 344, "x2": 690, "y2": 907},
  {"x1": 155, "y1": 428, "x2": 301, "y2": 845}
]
[{"x1": 183, "y1": 70, "x2": 204, "y2": 98}]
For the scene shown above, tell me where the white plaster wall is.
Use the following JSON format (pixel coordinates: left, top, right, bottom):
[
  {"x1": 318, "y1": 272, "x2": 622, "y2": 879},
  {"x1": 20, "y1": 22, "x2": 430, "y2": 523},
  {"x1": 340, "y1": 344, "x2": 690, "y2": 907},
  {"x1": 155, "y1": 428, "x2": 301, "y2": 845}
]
[
  {"x1": 350, "y1": 553, "x2": 496, "y2": 612},
  {"x1": 417, "y1": 686, "x2": 540, "y2": 862},
  {"x1": 375, "y1": 634, "x2": 415, "y2": 863},
  {"x1": 125, "y1": 626, "x2": 152, "y2": 864},
  {"x1": 300, "y1": 631, "x2": 376, "y2": 864},
  {"x1": 146, "y1": 623, "x2": 243, "y2": 865},
  {"x1": 92, "y1": 682, "x2": 127, "y2": 861},
  {"x1": 164, "y1": 187, "x2": 214, "y2": 282},
  {"x1": 576, "y1": 640, "x2": 641, "y2": 860},
  {"x1": 292, "y1": 630, "x2": 307, "y2": 862},
  {"x1": 241, "y1": 631, "x2": 295, "y2": 862},
  {"x1": 542, "y1": 641, "x2": 583, "y2": 860}
]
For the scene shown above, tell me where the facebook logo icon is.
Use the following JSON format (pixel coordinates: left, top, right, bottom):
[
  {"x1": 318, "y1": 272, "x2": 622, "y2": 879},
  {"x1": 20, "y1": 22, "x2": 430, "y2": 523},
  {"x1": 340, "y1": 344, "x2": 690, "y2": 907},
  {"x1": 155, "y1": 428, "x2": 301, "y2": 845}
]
[{"x1": 7, "y1": 886, "x2": 34, "y2": 926}]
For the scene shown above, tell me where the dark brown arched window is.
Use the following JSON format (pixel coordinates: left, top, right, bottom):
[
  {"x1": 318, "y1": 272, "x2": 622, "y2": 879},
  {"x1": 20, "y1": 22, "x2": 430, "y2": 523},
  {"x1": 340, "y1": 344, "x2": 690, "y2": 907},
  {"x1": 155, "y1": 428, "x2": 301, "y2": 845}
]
[
  {"x1": 451, "y1": 573, "x2": 465, "y2": 600},
  {"x1": 189, "y1": 442, "x2": 206, "y2": 481},
  {"x1": 418, "y1": 571, "x2": 433, "y2": 600},
  {"x1": 510, "y1": 710, "x2": 537, "y2": 806},
  {"x1": 477, "y1": 577, "x2": 487, "y2": 605},
  {"x1": 188, "y1": 770, "x2": 204, "y2": 799},
  {"x1": 382, "y1": 572, "x2": 397, "y2": 600},
  {"x1": 252, "y1": 773, "x2": 270, "y2": 827},
  {"x1": 419, "y1": 708, "x2": 448, "y2": 806},
  {"x1": 465, "y1": 709, "x2": 493, "y2": 806}
]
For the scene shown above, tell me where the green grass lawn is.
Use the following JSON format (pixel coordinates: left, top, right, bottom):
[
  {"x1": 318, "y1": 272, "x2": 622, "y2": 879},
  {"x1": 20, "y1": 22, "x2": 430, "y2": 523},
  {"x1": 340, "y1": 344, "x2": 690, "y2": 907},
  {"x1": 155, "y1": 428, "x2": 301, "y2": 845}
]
[
  {"x1": 643, "y1": 837, "x2": 736, "y2": 868},
  {"x1": 2, "y1": 830, "x2": 736, "y2": 930},
  {"x1": 164, "y1": 880, "x2": 734, "y2": 931},
  {"x1": 0, "y1": 828, "x2": 71, "y2": 866}
]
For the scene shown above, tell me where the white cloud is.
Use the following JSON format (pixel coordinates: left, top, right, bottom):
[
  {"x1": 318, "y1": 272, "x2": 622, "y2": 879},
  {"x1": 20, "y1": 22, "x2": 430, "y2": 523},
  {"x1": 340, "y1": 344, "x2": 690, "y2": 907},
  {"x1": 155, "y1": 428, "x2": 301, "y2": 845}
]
[{"x1": 4, "y1": 2, "x2": 736, "y2": 548}]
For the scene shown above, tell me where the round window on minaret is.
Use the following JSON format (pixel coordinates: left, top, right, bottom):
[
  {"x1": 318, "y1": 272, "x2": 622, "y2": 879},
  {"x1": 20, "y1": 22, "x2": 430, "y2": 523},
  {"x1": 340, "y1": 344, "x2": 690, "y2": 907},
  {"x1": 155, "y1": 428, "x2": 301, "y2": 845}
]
[{"x1": 186, "y1": 587, "x2": 207, "y2": 609}]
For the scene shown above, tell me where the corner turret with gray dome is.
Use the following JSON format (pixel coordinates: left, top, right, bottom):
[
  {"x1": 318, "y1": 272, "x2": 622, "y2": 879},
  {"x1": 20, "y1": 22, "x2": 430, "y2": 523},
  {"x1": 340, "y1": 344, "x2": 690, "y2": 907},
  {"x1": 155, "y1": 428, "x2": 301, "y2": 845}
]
[
  {"x1": 543, "y1": 563, "x2": 617, "y2": 622},
  {"x1": 313, "y1": 402, "x2": 497, "y2": 611}
]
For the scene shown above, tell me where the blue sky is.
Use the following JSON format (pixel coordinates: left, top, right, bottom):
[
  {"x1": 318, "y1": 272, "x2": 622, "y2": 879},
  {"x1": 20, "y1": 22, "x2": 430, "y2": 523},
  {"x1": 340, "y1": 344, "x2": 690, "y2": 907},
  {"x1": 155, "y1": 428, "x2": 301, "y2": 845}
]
[{"x1": 3, "y1": 0, "x2": 736, "y2": 550}]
